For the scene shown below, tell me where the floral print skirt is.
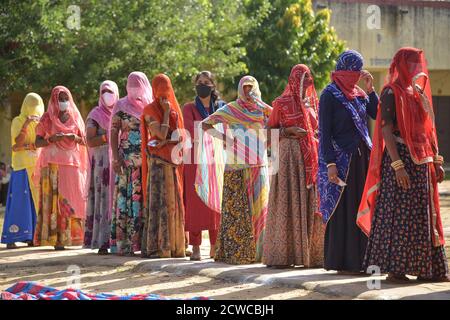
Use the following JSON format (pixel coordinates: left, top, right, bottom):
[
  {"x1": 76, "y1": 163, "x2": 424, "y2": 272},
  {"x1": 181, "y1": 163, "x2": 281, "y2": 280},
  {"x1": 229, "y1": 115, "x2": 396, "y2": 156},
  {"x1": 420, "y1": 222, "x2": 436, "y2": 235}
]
[
  {"x1": 141, "y1": 156, "x2": 185, "y2": 258},
  {"x1": 84, "y1": 145, "x2": 111, "y2": 250},
  {"x1": 34, "y1": 164, "x2": 84, "y2": 247},
  {"x1": 364, "y1": 141, "x2": 448, "y2": 279},
  {"x1": 215, "y1": 169, "x2": 256, "y2": 265},
  {"x1": 110, "y1": 164, "x2": 142, "y2": 255}
]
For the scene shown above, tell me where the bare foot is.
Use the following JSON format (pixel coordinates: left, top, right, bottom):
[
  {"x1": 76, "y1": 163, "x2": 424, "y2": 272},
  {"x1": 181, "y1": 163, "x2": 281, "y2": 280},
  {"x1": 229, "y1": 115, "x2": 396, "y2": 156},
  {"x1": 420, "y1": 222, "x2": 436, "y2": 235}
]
[{"x1": 209, "y1": 244, "x2": 216, "y2": 258}]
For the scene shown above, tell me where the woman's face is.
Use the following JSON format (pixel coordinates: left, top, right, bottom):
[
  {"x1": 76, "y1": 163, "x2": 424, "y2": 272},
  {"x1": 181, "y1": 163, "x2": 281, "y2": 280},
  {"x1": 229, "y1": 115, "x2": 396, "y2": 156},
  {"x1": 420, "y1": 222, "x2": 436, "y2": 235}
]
[
  {"x1": 302, "y1": 72, "x2": 313, "y2": 88},
  {"x1": 243, "y1": 85, "x2": 253, "y2": 97},
  {"x1": 101, "y1": 88, "x2": 114, "y2": 95},
  {"x1": 196, "y1": 74, "x2": 214, "y2": 87},
  {"x1": 58, "y1": 92, "x2": 69, "y2": 102}
]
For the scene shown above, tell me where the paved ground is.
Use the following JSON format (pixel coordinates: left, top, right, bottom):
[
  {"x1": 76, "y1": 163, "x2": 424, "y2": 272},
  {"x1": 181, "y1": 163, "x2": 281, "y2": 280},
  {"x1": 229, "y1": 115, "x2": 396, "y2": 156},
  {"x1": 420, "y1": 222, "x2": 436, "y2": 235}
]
[{"x1": 1, "y1": 181, "x2": 450, "y2": 300}]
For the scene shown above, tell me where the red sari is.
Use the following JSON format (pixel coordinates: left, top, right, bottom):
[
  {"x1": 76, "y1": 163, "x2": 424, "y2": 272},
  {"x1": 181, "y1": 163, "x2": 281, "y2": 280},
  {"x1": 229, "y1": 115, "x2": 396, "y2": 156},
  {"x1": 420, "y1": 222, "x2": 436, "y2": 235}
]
[
  {"x1": 357, "y1": 47, "x2": 444, "y2": 247},
  {"x1": 182, "y1": 102, "x2": 220, "y2": 235}
]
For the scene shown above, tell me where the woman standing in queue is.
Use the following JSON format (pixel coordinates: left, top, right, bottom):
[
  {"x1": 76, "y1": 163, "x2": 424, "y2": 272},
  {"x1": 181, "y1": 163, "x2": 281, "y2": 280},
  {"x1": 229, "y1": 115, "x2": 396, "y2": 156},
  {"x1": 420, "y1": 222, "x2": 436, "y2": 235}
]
[
  {"x1": 263, "y1": 64, "x2": 324, "y2": 268},
  {"x1": 141, "y1": 74, "x2": 186, "y2": 258},
  {"x1": 1, "y1": 93, "x2": 44, "y2": 249},
  {"x1": 110, "y1": 72, "x2": 153, "y2": 256},
  {"x1": 318, "y1": 50, "x2": 378, "y2": 274},
  {"x1": 34, "y1": 86, "x2": 88, "y2": 250},
  {"x1": 358, "y1": 47, "x2": 449, "y2": 282},
  {"x1": 182, "y1": 71, "x2": 226, "y2": 261},
  {"x1": 83, "y1": 80, "x2": 119, "y2": 255},
  {"x1": 196, "y1": 75, "x2": 271, "y2": 265}
]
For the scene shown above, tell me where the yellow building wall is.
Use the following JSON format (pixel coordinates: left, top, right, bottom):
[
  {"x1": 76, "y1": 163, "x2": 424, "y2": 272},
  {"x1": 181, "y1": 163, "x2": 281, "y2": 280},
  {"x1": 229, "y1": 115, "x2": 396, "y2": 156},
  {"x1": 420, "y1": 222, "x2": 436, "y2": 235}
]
[{"x1": 316, "y1": 1, "x2": 450, "y2": 96}]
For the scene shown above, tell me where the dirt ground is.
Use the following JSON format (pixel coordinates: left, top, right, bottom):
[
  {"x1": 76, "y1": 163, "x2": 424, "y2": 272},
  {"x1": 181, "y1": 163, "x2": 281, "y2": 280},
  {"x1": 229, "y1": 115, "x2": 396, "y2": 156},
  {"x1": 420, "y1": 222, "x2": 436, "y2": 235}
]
[
  {"x1": 1, "y1": 180, "x2": 450, "y2": 300},
  {"x1": 0, "y1": 246, "x2": 342, "y2": 300}
]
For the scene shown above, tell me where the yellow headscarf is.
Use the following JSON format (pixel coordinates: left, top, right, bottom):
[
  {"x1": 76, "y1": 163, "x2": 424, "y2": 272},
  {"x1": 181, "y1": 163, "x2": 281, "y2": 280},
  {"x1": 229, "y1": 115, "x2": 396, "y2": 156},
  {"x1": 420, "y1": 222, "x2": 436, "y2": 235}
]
[{"x1": 11, "y1": 93, "x2": 45, "y2": 171}]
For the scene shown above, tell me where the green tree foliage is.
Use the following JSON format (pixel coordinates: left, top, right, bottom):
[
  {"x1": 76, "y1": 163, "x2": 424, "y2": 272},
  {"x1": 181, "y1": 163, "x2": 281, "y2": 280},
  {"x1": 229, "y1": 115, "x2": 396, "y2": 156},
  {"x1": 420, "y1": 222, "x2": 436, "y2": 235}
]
[
  {"x1": 244, "y1": 0, "x2": 345, "y2": 103},
  {"x1": 0, "y1": 0, "x2": 343, "y2": 113},
  {"x1": 0, "y1": 0, "x2": 270, "y2": 111}
]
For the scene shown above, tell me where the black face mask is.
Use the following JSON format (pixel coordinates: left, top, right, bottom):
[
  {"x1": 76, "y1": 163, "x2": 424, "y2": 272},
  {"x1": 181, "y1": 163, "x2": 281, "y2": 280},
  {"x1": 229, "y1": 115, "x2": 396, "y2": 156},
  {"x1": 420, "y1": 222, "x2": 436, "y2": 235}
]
[{"x1": 196, "y1": 84, "x2": 213, "y2": 98}]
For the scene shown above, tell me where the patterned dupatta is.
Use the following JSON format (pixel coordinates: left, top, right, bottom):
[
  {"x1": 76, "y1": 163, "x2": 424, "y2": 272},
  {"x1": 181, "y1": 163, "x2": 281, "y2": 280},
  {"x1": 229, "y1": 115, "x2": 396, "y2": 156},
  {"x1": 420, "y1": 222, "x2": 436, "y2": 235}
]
[
  {"x1": 318, "y1": 50, "x2": 372, "y2": 224},
  {"x1": 195, "y1": 76, "x2": 271, "y2": 259}
]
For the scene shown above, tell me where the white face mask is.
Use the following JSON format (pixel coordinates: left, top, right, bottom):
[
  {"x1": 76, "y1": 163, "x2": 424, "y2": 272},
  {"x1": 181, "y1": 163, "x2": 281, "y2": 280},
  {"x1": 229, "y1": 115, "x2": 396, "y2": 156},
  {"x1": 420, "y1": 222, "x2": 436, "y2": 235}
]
[
  {"x1": 59, "y1": 101, "x2": 70, "y2": 111},
  {"x1": 102, "y1": 92, "x2": 116, "y2": 107}
]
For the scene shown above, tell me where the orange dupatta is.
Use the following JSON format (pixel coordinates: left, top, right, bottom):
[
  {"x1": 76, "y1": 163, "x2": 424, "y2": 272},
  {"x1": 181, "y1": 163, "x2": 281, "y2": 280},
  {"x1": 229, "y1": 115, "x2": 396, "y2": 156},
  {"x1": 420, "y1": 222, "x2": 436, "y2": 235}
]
[{"x1": 141, "y1": 74, "x2": 185, "y2": 206}]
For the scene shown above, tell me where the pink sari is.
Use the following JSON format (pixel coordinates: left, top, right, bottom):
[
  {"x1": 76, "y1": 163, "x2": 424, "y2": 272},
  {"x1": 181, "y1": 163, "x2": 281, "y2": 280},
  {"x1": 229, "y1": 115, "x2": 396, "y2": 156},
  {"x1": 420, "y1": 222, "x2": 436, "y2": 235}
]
[
  {"x1": 34, "y1": 86, "x2": 88, "y2": 219},
  {"x1": 86, "y1": 80, "x2": 119, "y2": 219}
]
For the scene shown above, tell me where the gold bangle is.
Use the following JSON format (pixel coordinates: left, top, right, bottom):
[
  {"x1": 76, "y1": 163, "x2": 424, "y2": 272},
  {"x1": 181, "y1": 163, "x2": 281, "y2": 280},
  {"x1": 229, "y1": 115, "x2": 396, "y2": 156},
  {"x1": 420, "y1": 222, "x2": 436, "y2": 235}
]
[
  {"x1": 391, "y1": 160, "x2": 404, "y2": 169},
  {"x1": 434, "y1": 155, "x2": 444, "y2": 164},
  {"x1": 161, "y1": 123, "x2": 170, "y2": 128},
  {"x1": 327, "y1": 163, "x2": 337, "y2": 168}
]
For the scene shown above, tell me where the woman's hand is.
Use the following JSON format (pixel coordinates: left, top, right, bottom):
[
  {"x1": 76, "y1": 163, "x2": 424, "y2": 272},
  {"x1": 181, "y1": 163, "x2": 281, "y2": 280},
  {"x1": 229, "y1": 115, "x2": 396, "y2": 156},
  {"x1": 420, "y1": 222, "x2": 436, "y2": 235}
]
[
  {"x1": 327, "y1": 164, "x2": 339, "y2": 184},
  {"x1": 360, "y1": 70, "x2": 374, "y2": 94},
  {"x1": 64, "y1": 133, "x2": 77, "y2": 141},
  {"x1": 284, "y1": 127, "x2": 307, "y2": 139},
  {"x1": 23, "y1": 115, "x2": 39, "y2": 128},
  {"x1": 160, "y1": 97, "x2": 171, "y2": 112},
  {"x1": 395, "y1": 167, "x2": 411, "y2": 190},
  {"x1": 64, "y1": 133, "x2": 83, "y2": 144},
  {"x1": 154, "y1": 140, "x2": 168, "y2": 149},
  {"x1": 223, "y1": 136, "x2": 236, "y2": 149},
  {"x1": 49, "y1": 133, "x2": 65, "y2": 143},
  {"x1": 435, "y1": 164, "x2": 445, "y2": 183}
]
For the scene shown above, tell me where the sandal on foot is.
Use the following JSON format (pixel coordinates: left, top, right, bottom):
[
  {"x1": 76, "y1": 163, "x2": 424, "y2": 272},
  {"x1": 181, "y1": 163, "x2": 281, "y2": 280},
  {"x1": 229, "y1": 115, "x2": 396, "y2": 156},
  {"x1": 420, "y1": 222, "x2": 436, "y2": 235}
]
[
  {"x1": 54, "y1": 246, "x2": 65, "y2": 251},
  {"x1": 272, "y1": 265, "x2": 293, "y2": 269},
  {"x1": 97, "y1": 248, "x2": 109, "y2": 255},
  {"x1": 337, "y1": 270, "x2": 362, "y2": 276},
  {"x1": 434, "y1": 276, "x2": 450, "y2": 282},
  {"x1": 386, "y1": 274, "x2": 409, "y2": 283},
  {"x1": 6, "y1": 243, "x2": 18, "y2": 249},
  {"x1": 190, "y1": 252, "x2": 202, "y2": 261}
]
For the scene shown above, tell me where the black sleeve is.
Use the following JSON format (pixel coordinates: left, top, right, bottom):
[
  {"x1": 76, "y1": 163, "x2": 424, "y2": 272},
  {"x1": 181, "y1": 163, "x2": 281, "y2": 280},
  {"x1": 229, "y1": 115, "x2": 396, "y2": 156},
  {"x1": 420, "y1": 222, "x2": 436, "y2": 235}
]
[
  {"x1": 366, "y1": 91, "x2": 379, "y2": 120},
  {"x1": 380, "y1": 88, "x2": 396, "y2": 126}
]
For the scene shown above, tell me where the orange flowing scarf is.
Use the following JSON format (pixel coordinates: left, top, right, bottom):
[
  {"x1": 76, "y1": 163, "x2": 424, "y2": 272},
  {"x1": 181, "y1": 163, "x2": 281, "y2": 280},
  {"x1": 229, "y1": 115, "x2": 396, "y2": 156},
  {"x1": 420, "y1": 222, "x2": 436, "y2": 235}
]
[
  {"x1": 357, "y1": 47, "x2": 444, "y2": 247},
  {"x1": 141, "y1": 74, "x2": 185, "y2": 206}
]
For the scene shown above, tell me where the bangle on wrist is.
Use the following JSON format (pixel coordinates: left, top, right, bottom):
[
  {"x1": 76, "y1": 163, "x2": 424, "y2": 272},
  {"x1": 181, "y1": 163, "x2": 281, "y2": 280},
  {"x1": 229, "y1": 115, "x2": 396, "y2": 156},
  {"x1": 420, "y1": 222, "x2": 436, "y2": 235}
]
[
  {"x1": 391, "y1": 159, "x2": 405, "y2": 171},
  {"x1": 434, "y1": 155, "x2": 444, "y2": 165},
  {"x1": 327, "y1": 163, "x2": 337, "y2": 168},
  {"x1": 161, "y1": 123, "x2": 170, "y2": 128}
]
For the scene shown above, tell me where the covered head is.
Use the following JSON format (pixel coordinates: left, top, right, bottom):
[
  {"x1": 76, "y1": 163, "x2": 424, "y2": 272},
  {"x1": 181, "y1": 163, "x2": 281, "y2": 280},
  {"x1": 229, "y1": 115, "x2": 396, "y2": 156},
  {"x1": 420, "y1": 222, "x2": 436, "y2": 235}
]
[
  {"x1": 388, "y1": 47, "x2": 428, "y2": 90},
  {"x1": 126, "y1": 71, "x2": 153, "y2": 110},
  {"x1": 98, "y1": 80, "x2": 119, "y2": 109},
  {"x1": 238, "y1": 75, "x2": 262, "y2": 102},
  {"x1": 45, "y1": 86, "x2": 86, "y2": 150},
  {"x1": 20, "y1": 93, "x2": 45, "y2": 118},
  {"x1": 335, "y1": 50, "x2": 364, "y2": 71},
  {"x1": 284, "y1": 64, "x2": 316, "y2": 104},
  {"x1": 331, "y1": 50, "x2": 367, "y2": 100}
]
